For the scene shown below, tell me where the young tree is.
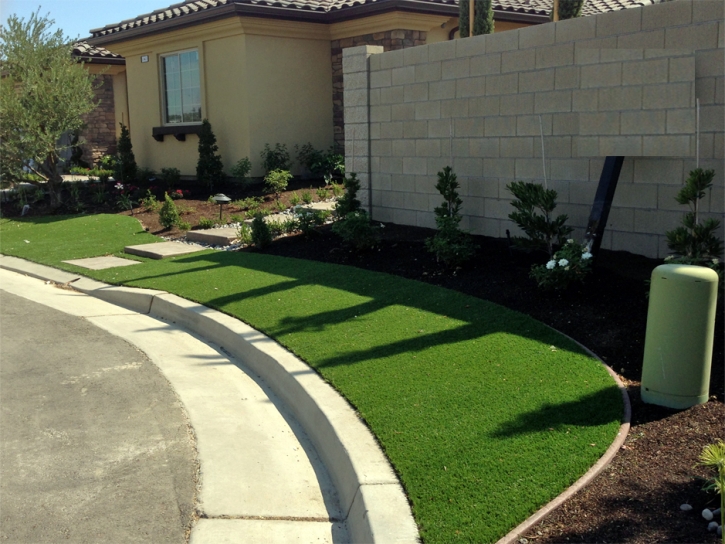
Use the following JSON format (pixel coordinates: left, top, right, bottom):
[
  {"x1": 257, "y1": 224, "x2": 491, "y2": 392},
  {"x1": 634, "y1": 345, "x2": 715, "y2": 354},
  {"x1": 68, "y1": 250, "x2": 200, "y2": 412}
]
[
  {"x1": 459, "y1": 0, "x2": 494, "y2": 38},
  {"x1": 0, "y1": 11, "x2": 97, "y2": 207},
  {"x1": 196, "y1": 119, "x2": 224, "y2": 191},
  {"x1": 552, "y1": 0, "x2": 586, "y2": 20},
  {"x1": 116, "y1": 122, "x2": 137, "y2": 183}
]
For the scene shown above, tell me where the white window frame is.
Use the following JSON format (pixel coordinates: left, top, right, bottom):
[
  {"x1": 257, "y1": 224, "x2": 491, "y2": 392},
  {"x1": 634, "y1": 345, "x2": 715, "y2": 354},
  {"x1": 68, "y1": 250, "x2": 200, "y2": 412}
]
[{"x1": 160, "y1": 48, "x2": 202, "y2": 126}]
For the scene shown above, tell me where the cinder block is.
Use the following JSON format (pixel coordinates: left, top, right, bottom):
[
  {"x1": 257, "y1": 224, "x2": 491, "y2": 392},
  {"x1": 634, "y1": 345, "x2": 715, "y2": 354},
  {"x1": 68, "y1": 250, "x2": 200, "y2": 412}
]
[
  {"x1": 440, "y1": 99, "x2": 469, "y2": 119},
  {"x1": 666, "y1": 109, "x2": 695, "y2": 134},
  {"x1": 469, "y1": 137, "x2": 500, "y2": 158},
  {"x1": 380, "y1": 157, "x2": 403, "y2": 174},
  {"x1": 350, "y1": 156, "x2": 369, "y2": 173},
  {"x1": 392, "y1": 66, "x2": 415, "y2": 86},
  {"x1": 380, "y1": 86, "x2": 404, "y2": 105},
  {"x1": 553, "y1": 112, "x2": 579, "y2": 135},
  {"x1": 642, "y1": 82, "x2": 694, "y2": 109},
  {"x1": 665, "y1": 22, "x2": 719, "y2": 50},
  {"x1": 502, "y1": 49, "x2": 536, "y2": 74},
  {"x1": 485, "y1": 73, "x2": 518, "y2": 95},
  {"x1": 415, "y1": 173, "x2": 439, "y2": 194},
  {"x1": 694, "y1": 0, "x2": 724, "y2": 23},
  {"x1": 393, "y1": 208, "x2": 418, "y2": 226},
  {"x1": 519, "y1": 22, "x2": 556, "y2": 49},
  {"x1": 695, "y1": 132, "x2": 715, "y2": 159},
  {"x1": 460, "y1": 195, "x2": 485, "y2": 217},
  {"x1": 485, "y1": 29, "x2": 520, "y2": 53},
  {"x1": 486, "y1": 197, "x2": 515, "y2": 220},
  {"x1": 403, "y1": 120, "x2": 427, "y2": 139},
  {"x1": 455, "y1": 117, "x2": 484, "y2": 137},
  {"x1": 535, "y1": 43, "x2": 575, "y2": 69},
  {"x1": 374, "y1": 173, "x2": 392, "y2": 191},
  {"x1": 579, "y1": 112, "x2": 619, "y2": 135},
  {"x1": 380, "y1": 49, "x2": 405, "y2": 69},
  {"x1": 601, "y1": 49, "x2": 644, "y2": 62},
  {"x1": 500, "y1": 93, "x2": 534, "y2": 115},
  {"x1": 452, "y1": 138, "x2": 469, "y2": 158},
  {"x1": 370, "y1": 70, "x2": 392, "y2": 89},
  {"x1": 598, "y1": 86, "x2": 643, "y2": 111},
  {"x1": 416, "y1": 139, "x2": 442, "y2": 157},
  {"x1": 404, "y1": 45, "x2": 429, "y2": 65},
  {"x1": 345, "y1": 106, "x2": 368, "y2": 124},
  {"x1": 632, "y1": 158, "x2": 684, "y2": 185},
  {"x1": 485, "y1": 116, "x2": 517, "y2": 137},
  {"x1": 645, "y1": 48, "x2": 692, "y2": 60},
  {"x1": 720, "y1": 21, "x2": 725, "y2": 48},
  {"x1": 535, "y1": 90, "x2": 572, "y2": 113},
  {"x1": 468, "y1": 176, "x2": 499, "y2": 198},
  {"x1": 429, "y1": 80, "x2": 456, "y2": 101},
  {"x1": 403, "y1": 157, "x2": 427, "y2": 175},
  {"x1": 714, "y1": 132, "x2": 724, "y2": 159},
  {"x1": 567, "y1": 179, "x2": 597, "y2": 204},
  {"x1": 429, "y1": 39, "x2": 457, "y2": 62},
  {"x1": 415, "y1": 62, "x2": 442, "y2": 84},
  {"x1": 500, "y1": 137, "x2": 534, "y2": 157},
  {"x1": 373, "y1": 206, "x2": 393, "y2": 223},
  {"x1": 642, "y1": 135, "x2": 691, "y2": 156},
  {"x1": 642, "y1": 0, "x2": 692, "y2": 30},
  {"x1": 551, "y1": 159, "x2": 590, "y2": 182},
  {"x1": 456, "y1": 34, "x2": 486, "y2": 58},
  {"x1": 610, "y1": 231, "x2": 659, "y2": 258},
  {"x1": 617, "y1": 29, "x2": 665, "y2": 49},
  {"x1": 605, "y1": 207, "x2": 634, "y2": 231},
  {"x1": 717, "y1": 77, "x2": 725, "y2": 104},
  {"x1": 405, "y1": 191, "x2": 431, "y2": 212},
  {"x1": 596, "y1": 7, "x2": 642, "y2": 37},
  {"x1": 534, "y1": 136, "x2": 572, "y2": 158},
  {"x1": 621, "y1": 110, "x2": 665, "y2": 135},
  {"x1": 442, "y1": 58, "x2": 470, "y2": 80},
  {"x1": 599, "y1": 135, "x2": 643, "y2": 156},
  {"x1": 370, "y1": 122, "x2": 380, "y2": 140},
  {"x1": 369, "y1": 54, "x2": 382, "y2": 71},
  {"x1": 416, "y1": 210, "x2": 437, "y2": 229},
  {"x1": 456, "y1": 76, "x2": 486, "y2": 98},
  {"x1": 572, "y1": 136, "x2": 600, "y2": 157},
  {"x1": 469, "y1": 95, "x2": 500, "y2": 117},
  {"x1": 613, "y1": 180, "x2": 658, "y2": 209},
  {"x1": 370, "y1": 105, "x2": 391, "y2": 123},
  {"x1": 392, "y1": 103, "x2": 415, "y2": 121},
  {"x1": 404, "y1": 83, "x2": 428, "y2": 103},
  {"x1": 517, "y1": 114, "x2": 552, "y2": 136},
  {"x1": 669, "y1": 56, "x2": 695, "y2": 83},
  {"x1": 372, "y1": 140, "x2": 392, "y2": 157},
  {"x1": 634, "y1": 209, "x2": 681, "y2": 234},
  {"x1": 392, "y1": 139, "x2": 416, "y2": 157},
  {"x1": 657, "y1": 183, "x2": 686, "y2": 211},
  {"x1": 453, "y1": 157, "x2": 483, "y2": 177},
  {"x1": 470, "y1": 53, "x2": 502, "y2": 76},
  {"x1": 696, "y1": 49, "x2": 725, "y2": 78},
  {"x1": 580, "y1": 62, "x2": 622, "y2": 88},
  {"x1": 484, "y1": 158, "x2": 515, "y2": 179},
  {"x1": 695, "y1": 77, "x2": 716, "y2": 105},
  {"x1": 572, "y1": 89, "x2": 598, "y2": 112},
  {"x1": 555, "y1": 16, "x2": 597, "y2": 44},
  {"x1": 700, "y1": 105, "x2": 725, "y2": 132},
  {"x1": 519, "y1": 68, "x2": 555, "y2": 93},
  {"x1": 469, "y1": 216, "x2": 502, "y2": 237},
  {"x1": 346, "y1": 122, "x2": 369, "y2": 142},
  {"x1": 347, "y1": 89, "x2": 369, "y2": 108},
  {"x1": 345, "y1": 72, "x2": 368, "y2": 91},
  {"x1": 548, "y1": 180, "x2": 572, "y2": 204},
  {"x1": 555, "y1": 65, "x2": 580, "y2": 90},
  {"x1": 622, "y1": 58, "x2": 668, "y2": 85},
  {"x1": 515, "y1": 158, "x2": 546, "y2": 180},
  {"x1": 707, "y1": 187, "x2": 724, "y2": 213},
  {"x1": 574, "y1": 48, "x2": 600, "y2": 65}
]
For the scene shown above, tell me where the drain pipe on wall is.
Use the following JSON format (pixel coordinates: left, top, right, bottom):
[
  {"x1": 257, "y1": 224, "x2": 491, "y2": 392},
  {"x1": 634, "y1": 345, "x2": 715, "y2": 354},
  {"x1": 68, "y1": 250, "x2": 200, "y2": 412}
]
[
  {"x1": 539, "y1": 115, "x2": 547, "y2": 189},
  {"x1": 696, "y1": 98, "x2": 700, "y2": 169}
]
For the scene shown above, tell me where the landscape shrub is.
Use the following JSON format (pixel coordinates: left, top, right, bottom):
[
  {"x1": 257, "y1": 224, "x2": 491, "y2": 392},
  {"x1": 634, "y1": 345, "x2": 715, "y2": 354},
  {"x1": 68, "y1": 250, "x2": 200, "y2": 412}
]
[
  {"x1": 141, "y1": 190, "x2": 160, "y2": 212},
  {"x1": 698, "y1": 439, "x2": 725, "y2": 543},
  {"x1": 237, "y1": 223, "x2": 252, "y2": 245},
  {"x1": 251, "y1": 213, "x2": 272, "y2": 249},
  {"x1": 316, "y1": 187, "x2": 329, "y2": 201},
  {"x1": 506, "y1": 181, "x2": 572, "y2": 259},
  {"x1": 160, "y1": 167, "x2": 181, "y2": 191},
  {"x1": 116, "y1": 122, "x2": 137, "y2": 183},
  {"x1": 159, "y1": 192, "x2": 181, "y2": 228},
  {"x1": 334, "y1": 173, "x2": 362, "y2": 218},
  {"x1": 289, "y1": 192, "x2": 301, "y2": 207},
  {"x1": 332, "y1": 210, "x2": 378, "y2": 250},
  {"x1": 301, "y1": 189, "x2": 313, "y2": 205},
  {"x1": 260, "y1": 143, "x2": 291, "y2": 173},
  {"x1": 136, "y1": 167, "x2": 156, "y2": 185},
  {"x1": 264, "y1": 169, "x2": 293, "y2": 199},
  {"x1": 530, "y1": 239, "x2": 594, "y2": 290},
  {"x1": 198, "y1": 217, "x2": 215, "y2": 229},
  {"x1": 231, "y1": 157, "x2": 252, "y2": 185},
  {"x1": 425, "y1": 166, "x2": 477, "y2": 267},
  {"x1": 297, "y1": 209, "x2": 329, "y2": 236},
  {"x1": 196, "y1": 119, "x2": 225, "y2": 191}
]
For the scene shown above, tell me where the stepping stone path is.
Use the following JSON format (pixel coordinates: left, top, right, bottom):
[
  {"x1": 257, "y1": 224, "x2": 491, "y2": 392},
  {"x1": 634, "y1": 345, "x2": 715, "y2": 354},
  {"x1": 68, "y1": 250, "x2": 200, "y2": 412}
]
[
  {"x1": 62, "y1": 256, "x2": 142, "y2": 270},
  {"x1": 125, "y1": 241, "x2": 206, "y2": 259}
]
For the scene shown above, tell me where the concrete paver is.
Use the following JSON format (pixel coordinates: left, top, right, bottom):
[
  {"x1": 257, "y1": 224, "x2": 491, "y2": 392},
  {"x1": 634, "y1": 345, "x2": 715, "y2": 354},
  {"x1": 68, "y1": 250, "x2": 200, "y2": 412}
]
[
  {"x1": 125, "y1": 241, "x2": 206, "y2": 259},
  {"x1": 63, "y1": 255, "x2": 142, "y2": 269},
  {"x1": 185, "y1": 227, "x2": 239, "y2": 246}
]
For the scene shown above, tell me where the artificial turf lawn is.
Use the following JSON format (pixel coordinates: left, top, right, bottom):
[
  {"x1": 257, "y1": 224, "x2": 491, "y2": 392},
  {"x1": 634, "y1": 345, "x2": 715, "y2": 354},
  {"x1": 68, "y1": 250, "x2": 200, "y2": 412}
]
[{"x1": 0, "y1": 215, "x2": 624, "y2": 543}]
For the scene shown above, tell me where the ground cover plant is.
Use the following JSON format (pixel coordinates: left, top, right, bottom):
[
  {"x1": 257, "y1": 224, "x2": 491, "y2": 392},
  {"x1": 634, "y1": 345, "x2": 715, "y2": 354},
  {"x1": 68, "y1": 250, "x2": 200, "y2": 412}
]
[{"x1": 0, "y1": 214, "x2": 624, "y2": 543}]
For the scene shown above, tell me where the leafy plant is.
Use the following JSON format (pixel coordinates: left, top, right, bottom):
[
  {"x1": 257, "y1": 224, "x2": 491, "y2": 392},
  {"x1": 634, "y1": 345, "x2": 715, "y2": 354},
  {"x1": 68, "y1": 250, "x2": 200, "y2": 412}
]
[
  {"x1": 698, "y1": 440, "x2": 725, "y2": 544},
  {"x1": 251, "y1": 213, "x2": 272, "y2": 249},
  {"x1": 170, "y1": 189, "x2": 190, "y2": 200},
  {"x1": 136, "y1": 167, "x2": 156, "y2": 185},
  {"x1": 198, "y1": 217, "x2": 215, "y2": 229},
  {"x1": 507, "y1": 181, "x2": 572, "y2": 259},
  {"x1": 114, "y1": 182, "x2": 134, "y2": 213},
  {"x1": 331, "y1": 183, "x2": 345, "y2": 198},
  {"x1": 289, "y1": 192, "x2": 301, "y2": 207},
  {"x1": 230, "y1": 213, "x2": 246, "y2": 223},
  {"x1": 234, "y1": 196, "x2": 263, "y2": 212},
  {"x1": 275, "y1": 200, "x2": 287, "y2": 212},
  {"x1": 296, "y1": 209, "x2": 329, "y2": 237},
  {"x1": 159, "y1": 192, "x2": 181, "y2": 228},
  {"x1": 177, "y1": 219, "x2": 191, "y2": 231},
  {"x1": 237, "y1": 223, "x2": 253, "y2": 246},
  {"x1": 141, "y1": 190, "x2": 160, "y2": 212},
  {"x1": 196, "y1": 119, "x2": 225, "y2": 190},
  {"x1": 332, "y1": 210, "x2": 379, "y2": 250},
  {"x1": 116, "y1": 122, "x2": 138, "y2": 183},
  {"x1": 295, "y1": 143, "x2": 322, "y2": 175},
  {"x1": 530, "y1": 239, "x2": 594, "y2": 290},
  {"x1": 316, "y1": 187, "x2": 329, "y2": 201},
  {"x1": 264, "y1": 169, "x2": 292, "y2": 199},
  {"x1": 459, "y1": 0, "x2": 494, "y2": 38},
  {"x1": 66, "y1": 181, "x2": 85, "y2": 213},
  {"x1": 301, "y1": 189, "x2": 313, "y2": 205},
  {"x1": 90, "y1": 182, "x2": 107, "y2": 205},
  {"x1": 260, "y1": 143, "x2": 291, "y2": 173},
  {"x1": 425, "y1": 166, "x2": 477, "y2": 267},
  {"x1": 334, "y1": 173, "x2": 362, "y2": 218},
  {"x1": 280, "y1": 217, "x2": 298, "y2": 234},
  {"x1": 160, "y1": 167, "x2": 181, "y2": 191},
  {"x1": 231, "y1": 157, "x2": 252, "y2": 184}
]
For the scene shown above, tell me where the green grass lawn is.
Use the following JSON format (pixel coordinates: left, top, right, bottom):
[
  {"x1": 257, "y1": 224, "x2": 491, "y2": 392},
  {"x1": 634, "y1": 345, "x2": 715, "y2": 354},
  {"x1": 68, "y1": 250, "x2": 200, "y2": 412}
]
[{"x1": 0, "y1": 215, "x2": 623, "y2": 543}]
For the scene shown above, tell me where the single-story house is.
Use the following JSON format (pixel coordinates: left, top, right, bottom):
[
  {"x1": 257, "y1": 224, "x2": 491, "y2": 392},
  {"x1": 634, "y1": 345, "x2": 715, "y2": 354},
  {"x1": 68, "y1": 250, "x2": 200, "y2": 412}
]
[{"x1": 84, "y1": 0, "x2": 666, "y2": 177}]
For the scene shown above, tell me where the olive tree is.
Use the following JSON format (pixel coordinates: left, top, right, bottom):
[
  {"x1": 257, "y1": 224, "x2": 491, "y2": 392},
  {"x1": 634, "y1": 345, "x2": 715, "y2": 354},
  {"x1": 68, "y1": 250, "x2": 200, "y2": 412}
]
[{"x1": 0, "y1": 11, "x2": 97, "y2": 207}]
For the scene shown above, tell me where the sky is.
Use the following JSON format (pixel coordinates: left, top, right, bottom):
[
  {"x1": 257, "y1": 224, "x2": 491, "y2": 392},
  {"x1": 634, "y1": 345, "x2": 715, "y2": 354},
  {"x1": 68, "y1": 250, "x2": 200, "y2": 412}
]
[{"x1": 0, "y1": 0, "x2": 165, "y2": 40}]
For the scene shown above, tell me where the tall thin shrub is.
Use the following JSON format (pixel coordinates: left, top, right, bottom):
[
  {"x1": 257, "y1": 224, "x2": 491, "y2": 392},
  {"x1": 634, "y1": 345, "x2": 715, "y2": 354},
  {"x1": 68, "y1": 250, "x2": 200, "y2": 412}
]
[
  {"x1": 196, "y1": 119, "x2": 224, "y2": 191},
  {"x1": 117, "y1": 122, "x2": 137, "y2": 183}
]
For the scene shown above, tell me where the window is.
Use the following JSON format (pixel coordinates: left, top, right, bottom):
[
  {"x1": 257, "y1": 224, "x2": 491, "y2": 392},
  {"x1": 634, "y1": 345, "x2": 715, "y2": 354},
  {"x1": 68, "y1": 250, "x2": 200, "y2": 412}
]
[{"x1": 161, "y1": 50, "x2": 201, "y2": 124}]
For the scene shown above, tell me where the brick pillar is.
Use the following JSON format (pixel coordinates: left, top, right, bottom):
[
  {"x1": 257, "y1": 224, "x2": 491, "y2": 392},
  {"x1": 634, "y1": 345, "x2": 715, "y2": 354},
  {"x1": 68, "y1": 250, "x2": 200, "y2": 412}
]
[{"x1": 343, "y1": 45, "x2": 383, "y2": 212}]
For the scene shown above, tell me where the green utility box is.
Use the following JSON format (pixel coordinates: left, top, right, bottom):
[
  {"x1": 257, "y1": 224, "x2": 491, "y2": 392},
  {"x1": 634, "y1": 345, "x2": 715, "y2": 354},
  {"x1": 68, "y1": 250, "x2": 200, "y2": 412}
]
[{"x1": 641, "y1": 264, "x2": 719, "y2": 409}]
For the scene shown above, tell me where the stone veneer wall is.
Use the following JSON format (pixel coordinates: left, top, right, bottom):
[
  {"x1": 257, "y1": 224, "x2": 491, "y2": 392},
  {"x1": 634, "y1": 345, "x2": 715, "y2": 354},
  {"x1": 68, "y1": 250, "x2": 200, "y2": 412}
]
[
  {"x1": 343, "y1": 0, "x2": 724, "y2": 259},
  {"x1": 332, "y1": 30, "x2": 426, "y2": 151},
  {"x1": 80, "y1": 74, "x2": 117, "y2": 165}
]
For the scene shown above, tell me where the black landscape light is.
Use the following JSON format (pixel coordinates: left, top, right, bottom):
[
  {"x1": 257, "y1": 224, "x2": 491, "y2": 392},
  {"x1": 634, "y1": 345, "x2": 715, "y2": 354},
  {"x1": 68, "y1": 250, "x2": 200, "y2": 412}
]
[{"x1": 212, "y1": 193, "x2": 231, "y2": 221}]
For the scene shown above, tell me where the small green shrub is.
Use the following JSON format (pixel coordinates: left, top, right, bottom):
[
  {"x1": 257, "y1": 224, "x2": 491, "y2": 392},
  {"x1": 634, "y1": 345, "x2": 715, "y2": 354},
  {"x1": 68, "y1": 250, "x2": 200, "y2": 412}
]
[
  {"x1": 177, "y1": 220, "x2": 191, "y2": 231},
  {"x1": 237, "y1": 223, "x2": 252, "y2": 245},
  {"x1": 332, "y1": 210, "x2": 378, "y2": 250},
  {"x1": 198, "y1": 217, "x2": 215, "y2": 229},
  {"x1": 117, "y1": 122, "x2": 137, "y2": 183},
  {"x1": 197, "y1": 119, "x2": 225, "y2": 190},
  {"x1": 136, "y1": 167, "x2": 156, "y2": 185},
  {"x1": 268, "y1": 221, "x2": 285, "y2": 237},
  {"x1": 530, "y1": 239, "x2": 594, "y2": 290},
  {"x1": 160, "y1": 167, "x2": 181, "y2": 190},
  {"x1": 159, "y1": 193, "x2": 181, "y2": 229},
  {"x1": 230, "y1": 213, "x2": 246, "y2": 223},
  {"x1": 234, "y1": 196, "x2": 263, "y2": 211},
  {"x1": 289, "y1": 192, "x2": 301, "y2": 207},
  {"x1": 275, "y1": 200, "x2": 287, "y2": 212},
  {"x1": 331, "y1": 183, "x2": 345, "y2": 198},
  {"x1": 698, "y1": 439, "x2": 725, "y2": 544},
  {"x1": 90, "y1": 182, "x2": 107, "y2": 204},
  {"x1": 260, "y1": 143, "x2": 291, "y2": 173},
  {"x1": 301, "y1": 189, "x2": 313, "y2": 205},
  {"x1": 251, "y1": 214, "x2": 272, "y2": 249},
  {"x1": 264, "y1": 169, "x2": 292, "y2": 198},
  {"x1": 334, "y1": 173, "x2": 362, "y2": 218},
  {"x1": 231, "y1": 157, "x2": 252, "y2": 184},
  {"x1": 141, "y1": 190, "x2": 160, "y2": 212},
  {"x1": 297, "y1": 209, "x2": 329, "y2": 236},
  {"x1": 295, "y1": 143, "x2": 322, "y2": 175},
  {"x1": 280, "y1": 217, "x2": 298, "y2": 234},
  {"x1": 316, "y1": 187, "x2": 329, "y2": 201},
  {"x1": 507, "y1": 181, "x2": 572, "y2": 259}
]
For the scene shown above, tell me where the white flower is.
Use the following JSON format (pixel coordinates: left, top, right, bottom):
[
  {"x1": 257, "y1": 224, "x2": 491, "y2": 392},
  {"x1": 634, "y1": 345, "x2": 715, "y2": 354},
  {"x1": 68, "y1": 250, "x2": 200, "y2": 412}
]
[
  {"x1": 713, "y1": 258, "x2": 720, "y2": 265},
  {"x1": 114, "y1": 182, "x2": 124, "y2": 190},
  {"x1": 546, "y1": 260, "x2": 556, "y2": 270},
  {"x1": 558, "y1": 258, "x2": 569, "y2": 267},
  {"x1": 664, "y1": 255, "x2": 674, "y2": 262},
  {"x1": 582, "y1": 252, "x2": 593, "y2": 260},
  {"x1": 380, "y1": 223, "x2": 385, "y2": 228},
  {"x1": 567, "y1": 239, "x2": 575, "y2": 244}
]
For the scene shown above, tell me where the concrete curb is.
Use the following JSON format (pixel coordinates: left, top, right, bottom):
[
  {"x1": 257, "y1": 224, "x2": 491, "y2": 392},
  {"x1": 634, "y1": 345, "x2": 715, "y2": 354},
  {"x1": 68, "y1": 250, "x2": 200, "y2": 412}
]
[
  {"x1": 495, "y1": 332, "x2": 632, "y2": 544},
  {"x1": 0, "y1": 255, "x2": 418, "y2": 544}
]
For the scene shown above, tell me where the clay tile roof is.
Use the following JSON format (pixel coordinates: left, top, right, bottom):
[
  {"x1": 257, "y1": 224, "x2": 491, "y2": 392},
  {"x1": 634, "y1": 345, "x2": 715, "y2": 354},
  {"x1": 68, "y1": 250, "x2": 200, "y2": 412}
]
[
  {"x1": 88, "y1": 0, "x2": 666, "y2": 39},
  {"x1": 71, "y1": 41, "x2": 126, "y2": 64}
]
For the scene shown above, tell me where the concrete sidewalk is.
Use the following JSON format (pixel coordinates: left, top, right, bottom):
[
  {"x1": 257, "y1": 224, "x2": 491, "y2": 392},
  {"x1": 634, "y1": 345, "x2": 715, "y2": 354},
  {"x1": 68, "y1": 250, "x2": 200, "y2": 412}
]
[{"x1": 0, "y1": 269, "x2": 346, "y2": 543}]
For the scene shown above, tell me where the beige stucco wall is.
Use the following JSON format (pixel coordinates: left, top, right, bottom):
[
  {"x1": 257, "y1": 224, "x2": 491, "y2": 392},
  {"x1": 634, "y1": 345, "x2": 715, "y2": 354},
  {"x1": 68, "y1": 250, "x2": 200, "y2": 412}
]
[{"x1": 344, "y1": 0, "x2": 725, "y2": 259}]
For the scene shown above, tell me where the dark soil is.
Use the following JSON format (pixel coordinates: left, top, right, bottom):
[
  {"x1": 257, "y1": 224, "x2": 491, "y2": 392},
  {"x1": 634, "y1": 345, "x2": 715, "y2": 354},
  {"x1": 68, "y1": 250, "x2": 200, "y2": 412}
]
[{"x1": 4, "y1": 179, "x2": 724, "y2": 543}]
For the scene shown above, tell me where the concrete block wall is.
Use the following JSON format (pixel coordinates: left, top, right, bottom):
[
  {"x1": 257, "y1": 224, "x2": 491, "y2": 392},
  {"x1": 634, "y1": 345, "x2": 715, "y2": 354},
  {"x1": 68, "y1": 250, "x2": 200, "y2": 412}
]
[{"x1": 343, "y1": 0, "x2": 724, "y2": 259}]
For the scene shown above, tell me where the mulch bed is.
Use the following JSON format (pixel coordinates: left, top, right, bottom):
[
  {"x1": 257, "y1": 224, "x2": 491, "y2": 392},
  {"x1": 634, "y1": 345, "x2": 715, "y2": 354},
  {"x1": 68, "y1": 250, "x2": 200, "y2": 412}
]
[{"x1": 4, "y1": 182, "x2": 724, "y2": 543}]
